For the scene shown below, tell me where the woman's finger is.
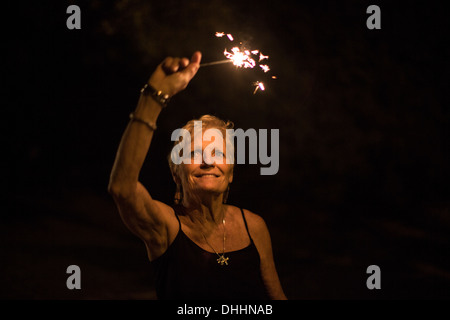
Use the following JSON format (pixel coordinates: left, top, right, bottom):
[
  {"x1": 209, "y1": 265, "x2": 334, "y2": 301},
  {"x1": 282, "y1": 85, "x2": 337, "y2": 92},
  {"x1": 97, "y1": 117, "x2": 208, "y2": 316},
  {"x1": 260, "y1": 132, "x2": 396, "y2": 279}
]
[
  {"x1": 162, "y1": 57, "x2": 174, "y2": 73},
  {"x1": 180, "y1": 57, "x2": 190, "y2": 69},
  {"x1": 181, "y1": 51, "x2": 202, "y2": 80},
  {"x1": 190, "y1": 51, "x2": 202, "y2": 65},
  {"x1": 169, "y1": 58, "x2": 181, "y2": 72},
  {"x1": 163, "y1": 57, "x2": 184, "y2": 73}
]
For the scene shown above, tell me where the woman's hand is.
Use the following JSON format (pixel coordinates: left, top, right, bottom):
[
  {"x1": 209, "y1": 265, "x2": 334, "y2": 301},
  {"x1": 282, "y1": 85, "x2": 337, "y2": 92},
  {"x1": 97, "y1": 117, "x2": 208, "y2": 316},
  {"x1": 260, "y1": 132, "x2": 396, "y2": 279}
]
[{"x1": 148, "y1": 51, "x2": 202, "y2": 97}]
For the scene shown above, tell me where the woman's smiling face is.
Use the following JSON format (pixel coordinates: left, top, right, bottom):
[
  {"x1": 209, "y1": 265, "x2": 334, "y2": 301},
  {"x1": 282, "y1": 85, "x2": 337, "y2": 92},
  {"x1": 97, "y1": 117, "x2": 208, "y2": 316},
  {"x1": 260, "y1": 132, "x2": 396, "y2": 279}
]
[{"x1": 178, "y1": 128, "x2": 233, "y2": 199}]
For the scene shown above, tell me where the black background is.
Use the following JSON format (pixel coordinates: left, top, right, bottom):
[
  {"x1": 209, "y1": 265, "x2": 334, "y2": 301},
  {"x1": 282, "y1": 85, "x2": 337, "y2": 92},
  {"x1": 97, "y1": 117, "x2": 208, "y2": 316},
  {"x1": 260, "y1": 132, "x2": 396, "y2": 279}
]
[{"x1": 4, "y1": 0, "x2": 449, "y2": 299}]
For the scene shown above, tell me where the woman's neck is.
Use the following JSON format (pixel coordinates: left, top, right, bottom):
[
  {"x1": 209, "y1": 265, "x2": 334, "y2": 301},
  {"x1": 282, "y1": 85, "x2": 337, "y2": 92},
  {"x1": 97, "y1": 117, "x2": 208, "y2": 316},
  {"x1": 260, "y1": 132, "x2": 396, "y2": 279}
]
[{"x1": 181, "y1": 195, "x2": 226, "y2": 226}]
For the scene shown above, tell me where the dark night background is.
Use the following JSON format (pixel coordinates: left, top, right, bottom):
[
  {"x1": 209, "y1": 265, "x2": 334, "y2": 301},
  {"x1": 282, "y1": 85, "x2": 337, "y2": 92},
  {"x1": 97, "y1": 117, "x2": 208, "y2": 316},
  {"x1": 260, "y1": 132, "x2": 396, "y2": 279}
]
[{"x1": 3, "y1": 0, "x2": 449, "y2": 299}]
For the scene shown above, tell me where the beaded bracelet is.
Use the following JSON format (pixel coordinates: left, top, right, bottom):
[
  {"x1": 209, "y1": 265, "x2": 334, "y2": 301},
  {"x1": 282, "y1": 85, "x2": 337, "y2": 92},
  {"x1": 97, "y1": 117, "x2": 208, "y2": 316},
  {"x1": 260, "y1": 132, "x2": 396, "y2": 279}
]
[{"x1": 129, "y1": 112, "x2": 157, "y2": 131}]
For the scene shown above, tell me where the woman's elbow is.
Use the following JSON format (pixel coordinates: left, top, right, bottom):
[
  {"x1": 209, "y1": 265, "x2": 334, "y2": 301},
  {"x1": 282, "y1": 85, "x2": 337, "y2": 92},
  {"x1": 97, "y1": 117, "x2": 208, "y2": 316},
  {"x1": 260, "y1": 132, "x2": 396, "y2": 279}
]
[{"x1": 108, "y1": 180, "x2": 133, "y2": 200}]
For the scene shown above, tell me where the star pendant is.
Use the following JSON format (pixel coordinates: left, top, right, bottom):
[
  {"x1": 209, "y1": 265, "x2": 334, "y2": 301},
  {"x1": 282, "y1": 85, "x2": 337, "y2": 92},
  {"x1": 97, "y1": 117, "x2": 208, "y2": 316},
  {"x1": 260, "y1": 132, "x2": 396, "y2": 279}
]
[{"x1": 217, "y1": 255, "x2": 229, "y2": 266}]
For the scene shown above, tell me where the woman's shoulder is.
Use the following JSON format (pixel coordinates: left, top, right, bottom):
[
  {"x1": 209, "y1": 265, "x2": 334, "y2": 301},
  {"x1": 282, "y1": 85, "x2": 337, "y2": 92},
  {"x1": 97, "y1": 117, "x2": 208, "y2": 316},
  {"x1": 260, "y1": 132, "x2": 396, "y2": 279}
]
[
  {"x1": 227, "y1": 205, "x2": 272, "y2": 258},
  {"x1": 226, "y1": 205, "x2": 268, "y2": 234}
]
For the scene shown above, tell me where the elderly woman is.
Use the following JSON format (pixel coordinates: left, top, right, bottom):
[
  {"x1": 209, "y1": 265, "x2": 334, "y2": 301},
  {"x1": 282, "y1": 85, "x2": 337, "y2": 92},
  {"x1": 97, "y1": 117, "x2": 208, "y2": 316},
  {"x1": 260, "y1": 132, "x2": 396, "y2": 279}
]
[{"x1": 108, "y1": 51, "x2": 286, "y2": 300}]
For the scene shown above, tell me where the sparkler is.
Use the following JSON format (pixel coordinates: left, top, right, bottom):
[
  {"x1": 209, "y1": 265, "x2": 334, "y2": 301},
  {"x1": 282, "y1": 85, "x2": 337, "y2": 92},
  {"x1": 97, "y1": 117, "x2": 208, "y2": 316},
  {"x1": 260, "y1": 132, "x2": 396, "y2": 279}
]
[
  {"x1": 199, "y1": 59, "x2": 233, "y2": 67},
  {"x1": 200, "y1": 32, "x2": 276, "y2": 94}
]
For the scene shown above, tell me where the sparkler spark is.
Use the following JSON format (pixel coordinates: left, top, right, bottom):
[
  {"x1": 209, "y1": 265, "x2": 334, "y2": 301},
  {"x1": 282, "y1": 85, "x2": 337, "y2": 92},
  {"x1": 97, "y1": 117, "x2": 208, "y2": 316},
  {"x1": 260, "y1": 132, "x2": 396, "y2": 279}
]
[
  {"x1": 202, "y1": 32, "x2": 277, "y2": 94},
  {"x1": 260, "y1": 65, "x2": 270, "y2": 73},
  {"x1": 253, "y1": 81, "x2": 265, "y2": 94},
  {"x1": 259, "y1": 52, "x2": 269, "y2": 62},
  {"x1": 216, "y1": 32, "x2": 234, "y2": 42}
]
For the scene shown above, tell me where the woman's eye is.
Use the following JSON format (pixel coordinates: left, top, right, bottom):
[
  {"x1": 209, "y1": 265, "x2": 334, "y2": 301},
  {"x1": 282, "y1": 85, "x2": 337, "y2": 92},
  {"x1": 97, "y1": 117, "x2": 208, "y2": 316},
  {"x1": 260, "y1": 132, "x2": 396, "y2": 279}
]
[
  {"x1": 191, "y1": 150, "x2": 202, "y2": 159},
  {"x1": 213, "y1": 150, "x2": 224, "y2": 157}
]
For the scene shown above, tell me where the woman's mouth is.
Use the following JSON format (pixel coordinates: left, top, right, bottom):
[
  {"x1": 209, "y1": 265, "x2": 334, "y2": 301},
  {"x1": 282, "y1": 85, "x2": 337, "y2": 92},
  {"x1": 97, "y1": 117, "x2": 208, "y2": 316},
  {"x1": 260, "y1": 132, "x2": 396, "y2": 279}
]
[{"x1": 194, "y1": 173, "x2": 220, "y2": 178}]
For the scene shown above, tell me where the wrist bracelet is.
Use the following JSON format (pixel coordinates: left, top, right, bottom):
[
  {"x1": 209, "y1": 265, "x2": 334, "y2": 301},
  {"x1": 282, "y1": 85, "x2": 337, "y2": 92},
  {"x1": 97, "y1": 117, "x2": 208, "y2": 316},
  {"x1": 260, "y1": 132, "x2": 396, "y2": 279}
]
[
  {"x1": 140, "y1": 83, "x2": 170, "y2": 108},
  {"x1": 129, "y1": 112, "x2": 157, "y2": 131}
]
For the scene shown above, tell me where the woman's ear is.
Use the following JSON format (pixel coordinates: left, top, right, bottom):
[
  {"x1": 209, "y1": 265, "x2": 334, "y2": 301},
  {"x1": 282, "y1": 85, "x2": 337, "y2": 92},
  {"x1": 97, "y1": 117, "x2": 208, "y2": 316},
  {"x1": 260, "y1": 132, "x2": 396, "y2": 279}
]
[
  {"x1": 172, "y1": 165, "x2": 185, "y2": 185},
  {"x1": 172, "y1": 173, "x2": 181, "y2": 185}
]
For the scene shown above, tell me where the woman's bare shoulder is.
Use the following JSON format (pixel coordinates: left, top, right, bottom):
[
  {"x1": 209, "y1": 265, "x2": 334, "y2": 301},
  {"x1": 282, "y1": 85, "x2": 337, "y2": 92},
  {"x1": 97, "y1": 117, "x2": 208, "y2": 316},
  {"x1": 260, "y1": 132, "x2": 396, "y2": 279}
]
[{"x1": 227, "y1": 205, "x2": 269, "y2": 237}]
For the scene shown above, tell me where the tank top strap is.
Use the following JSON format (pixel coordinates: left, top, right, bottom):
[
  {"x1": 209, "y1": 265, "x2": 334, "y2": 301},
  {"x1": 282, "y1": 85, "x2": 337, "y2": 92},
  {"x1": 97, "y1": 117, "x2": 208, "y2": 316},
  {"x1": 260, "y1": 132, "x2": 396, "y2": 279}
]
[
  {"x1": 171, "y1": 204, "x2": 182, "y2": 231},
  {"x1": 240, "y1": 208, "x2": 254, "y2": 243}
]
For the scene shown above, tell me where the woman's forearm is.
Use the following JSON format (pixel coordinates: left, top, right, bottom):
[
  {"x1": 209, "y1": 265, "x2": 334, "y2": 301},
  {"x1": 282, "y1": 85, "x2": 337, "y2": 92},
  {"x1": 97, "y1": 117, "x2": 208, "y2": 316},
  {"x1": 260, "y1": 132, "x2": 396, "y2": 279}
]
[{"x1": 108, "y1": 95, "x2": 162, "y2": 196}]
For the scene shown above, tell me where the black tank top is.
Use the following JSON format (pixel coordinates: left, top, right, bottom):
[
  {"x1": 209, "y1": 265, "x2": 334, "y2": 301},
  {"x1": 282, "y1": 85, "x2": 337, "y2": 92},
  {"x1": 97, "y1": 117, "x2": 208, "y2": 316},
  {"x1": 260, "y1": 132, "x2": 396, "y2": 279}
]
[{"x1": 151, "y1": 204, "x2": 269, "y2": 300}]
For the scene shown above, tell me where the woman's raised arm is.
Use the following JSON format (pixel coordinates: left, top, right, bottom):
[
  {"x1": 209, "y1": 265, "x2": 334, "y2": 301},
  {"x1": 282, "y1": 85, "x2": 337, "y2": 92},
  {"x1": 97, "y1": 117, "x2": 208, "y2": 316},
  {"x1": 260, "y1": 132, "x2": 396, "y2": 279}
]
[{"x1": 108, "y1": 52, "x2": 201, "y2": 260}]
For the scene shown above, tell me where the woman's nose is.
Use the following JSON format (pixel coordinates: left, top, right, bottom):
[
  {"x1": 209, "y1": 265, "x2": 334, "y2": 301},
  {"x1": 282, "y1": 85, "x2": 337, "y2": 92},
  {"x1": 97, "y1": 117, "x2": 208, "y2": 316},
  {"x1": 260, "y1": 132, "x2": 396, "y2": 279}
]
[{"x1": 201, "y1": 153, "x2": 215, "y2": 166}]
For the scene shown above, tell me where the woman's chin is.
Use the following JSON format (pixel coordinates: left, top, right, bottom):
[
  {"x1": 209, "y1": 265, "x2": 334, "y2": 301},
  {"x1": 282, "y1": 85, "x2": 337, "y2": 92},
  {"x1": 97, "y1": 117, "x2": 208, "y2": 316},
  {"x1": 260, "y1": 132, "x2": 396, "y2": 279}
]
[{"x1": 191, "y1": 186, "x2": 225, "y2": 198}]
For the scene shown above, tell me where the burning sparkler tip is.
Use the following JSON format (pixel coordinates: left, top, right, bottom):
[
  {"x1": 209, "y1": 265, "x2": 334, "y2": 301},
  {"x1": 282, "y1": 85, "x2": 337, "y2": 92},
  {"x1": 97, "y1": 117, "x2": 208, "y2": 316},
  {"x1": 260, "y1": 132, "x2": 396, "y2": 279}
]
[{"x1": 212, "y1": 31, "x2": 274, "y2": 95}]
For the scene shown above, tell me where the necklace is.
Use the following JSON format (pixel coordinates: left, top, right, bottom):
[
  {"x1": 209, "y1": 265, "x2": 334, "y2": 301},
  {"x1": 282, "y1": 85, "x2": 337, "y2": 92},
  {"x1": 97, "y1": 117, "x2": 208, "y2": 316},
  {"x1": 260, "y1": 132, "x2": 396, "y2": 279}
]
[{"x1": 201, "y1": 216, "x2": 229, "y2": 266}]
